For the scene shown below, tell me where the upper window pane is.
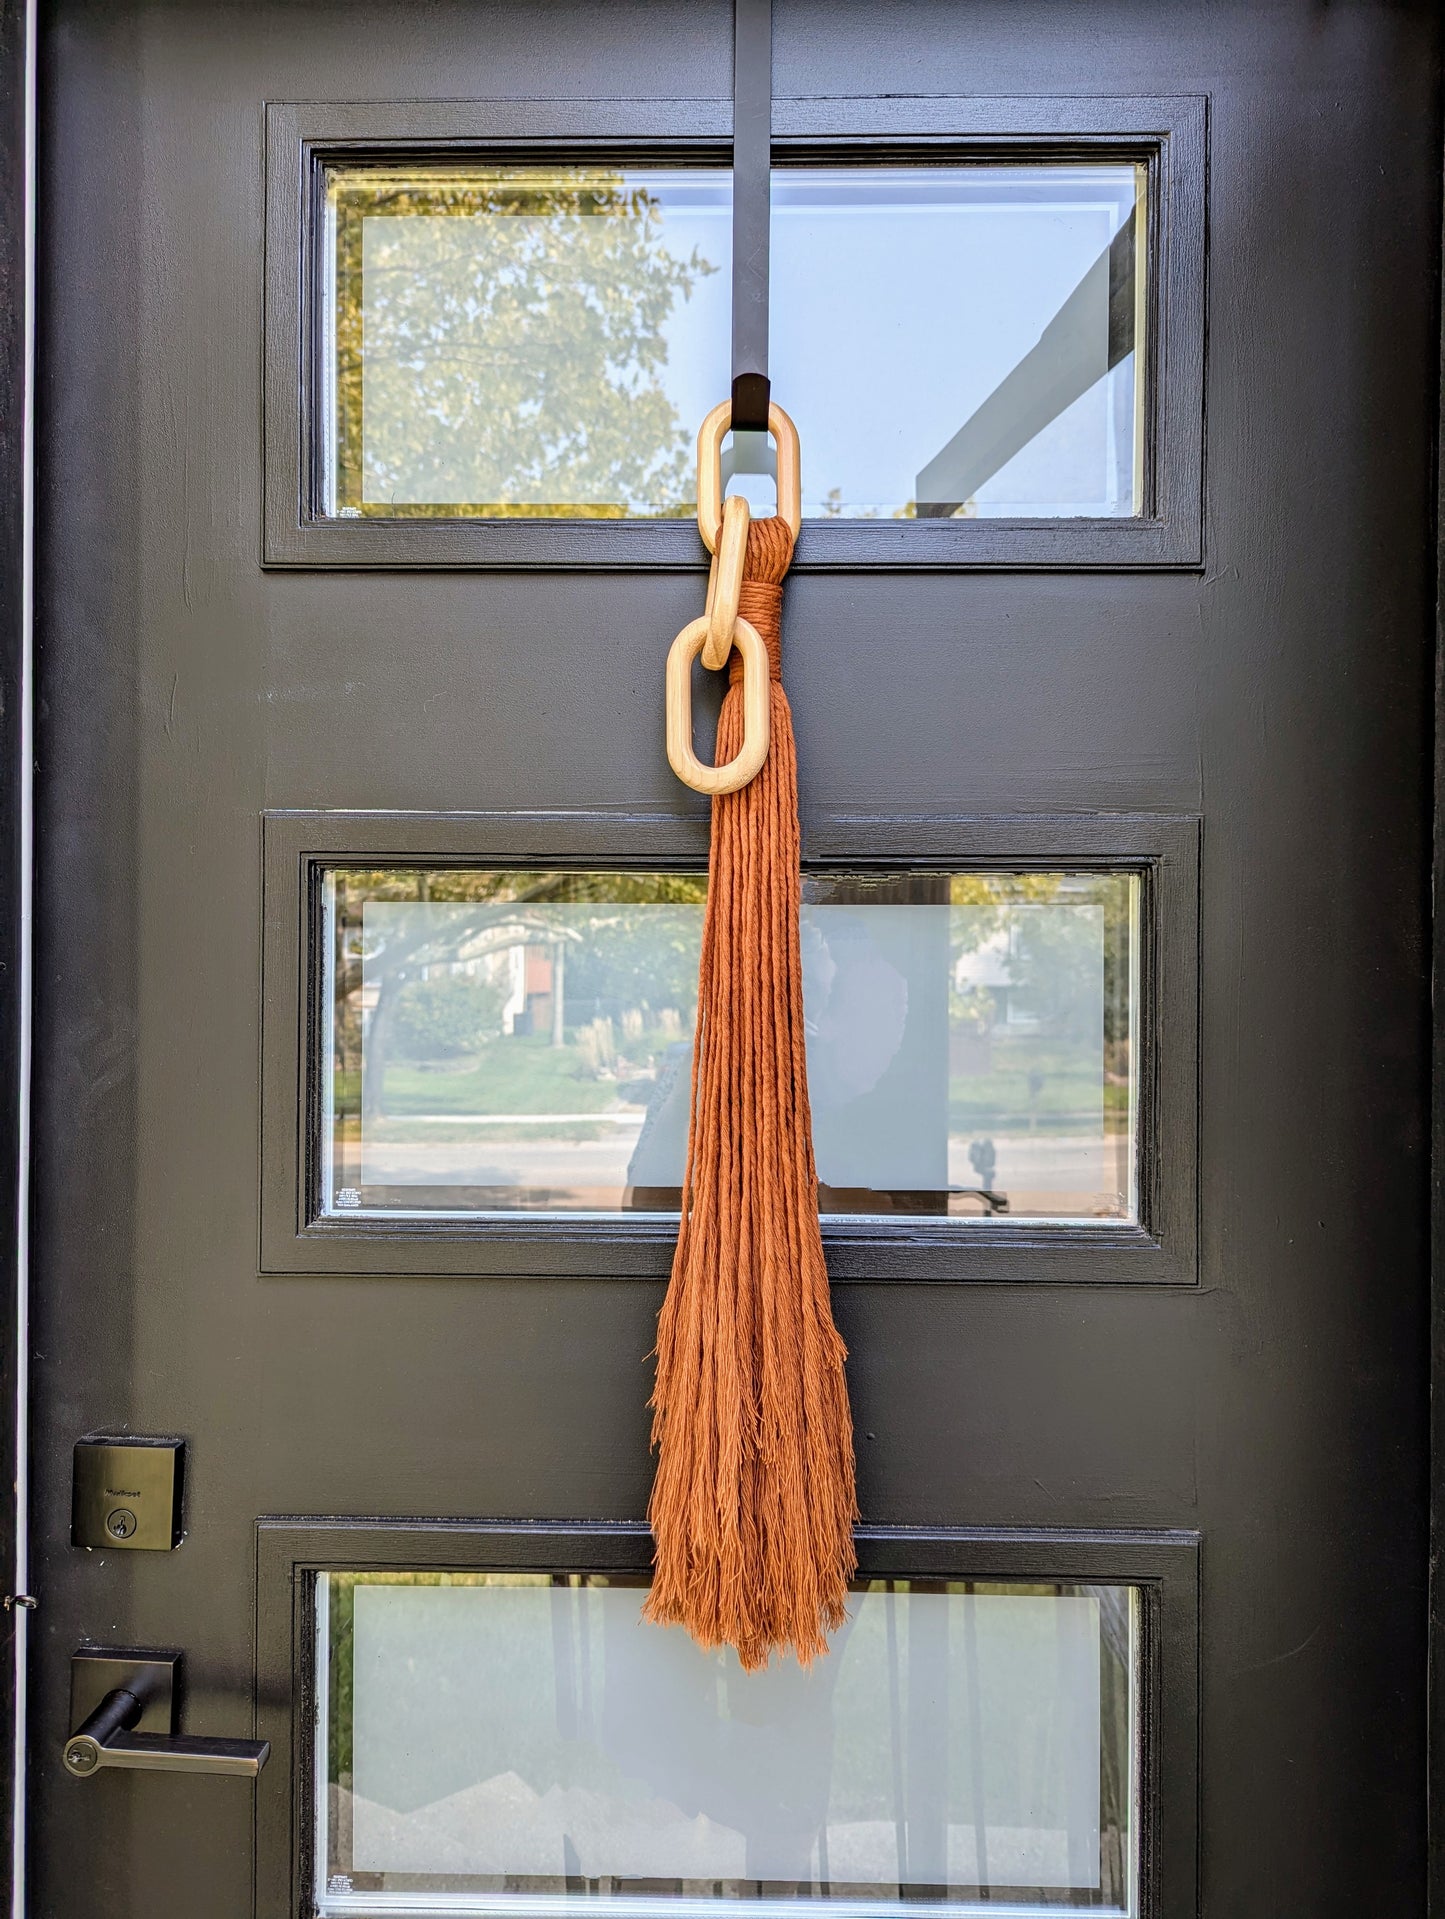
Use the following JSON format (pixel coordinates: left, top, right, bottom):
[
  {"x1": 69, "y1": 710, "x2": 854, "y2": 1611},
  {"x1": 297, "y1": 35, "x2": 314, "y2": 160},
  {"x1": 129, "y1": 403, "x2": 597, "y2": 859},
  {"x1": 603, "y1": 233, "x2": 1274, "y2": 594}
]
[
  {"x1": 774, "y1": 167, "x2": 1145, "y2": 521},
  {"x1": 324, "y1": 165, "x2": 730, "y2": 519},
  {"x1": 321, "y1": 868, "x2": 1138, "y2": 1224},
  {"x1": 321, "y1": 161, "x2": 1145, "y2": 523}
]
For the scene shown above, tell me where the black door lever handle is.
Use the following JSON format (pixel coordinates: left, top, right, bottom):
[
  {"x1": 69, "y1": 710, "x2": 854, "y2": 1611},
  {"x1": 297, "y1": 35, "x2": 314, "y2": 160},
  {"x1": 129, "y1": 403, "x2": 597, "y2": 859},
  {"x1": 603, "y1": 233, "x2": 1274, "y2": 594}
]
[{"x1": 62, "y1": 1649, "x2": 268, "y2": 1779}]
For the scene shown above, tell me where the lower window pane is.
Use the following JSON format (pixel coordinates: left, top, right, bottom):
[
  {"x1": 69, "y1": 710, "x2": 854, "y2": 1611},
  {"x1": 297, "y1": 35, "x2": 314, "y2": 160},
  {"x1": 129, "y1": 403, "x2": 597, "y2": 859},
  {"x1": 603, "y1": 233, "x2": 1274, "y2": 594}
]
[
  {"x1": 323, "y1": 869, "x2": 1138, "y2": 1223},
  {"x1": 317, "y1": 1572, "x2": 1137, "y2": 1917}
]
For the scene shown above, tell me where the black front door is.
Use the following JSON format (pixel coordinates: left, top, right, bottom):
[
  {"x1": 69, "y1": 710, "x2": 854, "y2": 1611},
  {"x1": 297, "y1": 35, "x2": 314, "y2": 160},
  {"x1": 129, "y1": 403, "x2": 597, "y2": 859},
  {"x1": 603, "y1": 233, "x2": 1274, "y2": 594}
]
[{"x1": 26, "y1": 3, "x2": 1440, "y2": 1915}]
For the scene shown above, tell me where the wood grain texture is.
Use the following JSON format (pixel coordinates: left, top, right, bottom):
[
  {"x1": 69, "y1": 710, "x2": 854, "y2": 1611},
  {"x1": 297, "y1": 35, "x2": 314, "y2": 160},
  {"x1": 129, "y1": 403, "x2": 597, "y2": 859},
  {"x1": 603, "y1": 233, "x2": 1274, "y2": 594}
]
[
  {"x1": 666, "y1": 613, "x2": 770, "y2": 794},
  {"x1": 696, "y1": 397, "x2": 801, "y2": 551},
  {"x1": 701, "y1": 492, "x2": 750, "y2": 668}
]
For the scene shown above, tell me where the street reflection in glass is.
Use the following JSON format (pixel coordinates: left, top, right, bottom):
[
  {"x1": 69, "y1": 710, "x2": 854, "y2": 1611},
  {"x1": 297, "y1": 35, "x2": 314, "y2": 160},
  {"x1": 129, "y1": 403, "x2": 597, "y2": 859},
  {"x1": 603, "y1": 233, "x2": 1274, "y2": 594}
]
[{"x1": 323, "y1": 869, "x2": 1137, "y2": 1222}]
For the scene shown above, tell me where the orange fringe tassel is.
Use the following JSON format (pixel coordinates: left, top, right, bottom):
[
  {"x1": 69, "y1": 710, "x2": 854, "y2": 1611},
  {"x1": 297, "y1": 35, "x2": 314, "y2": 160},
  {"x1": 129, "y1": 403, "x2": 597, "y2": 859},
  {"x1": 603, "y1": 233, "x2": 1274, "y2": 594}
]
[{"x1": 646, "y1": 516, "x2": 857, "y2": 1671}]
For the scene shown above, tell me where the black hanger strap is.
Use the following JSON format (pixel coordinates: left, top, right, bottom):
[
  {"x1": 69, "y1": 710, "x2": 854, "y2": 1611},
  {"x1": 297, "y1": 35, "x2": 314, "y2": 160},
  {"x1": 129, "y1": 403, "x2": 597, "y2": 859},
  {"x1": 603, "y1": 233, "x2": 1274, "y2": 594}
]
[{"x1": 730, "y1": 0, "x2": 771, "y2": 432}]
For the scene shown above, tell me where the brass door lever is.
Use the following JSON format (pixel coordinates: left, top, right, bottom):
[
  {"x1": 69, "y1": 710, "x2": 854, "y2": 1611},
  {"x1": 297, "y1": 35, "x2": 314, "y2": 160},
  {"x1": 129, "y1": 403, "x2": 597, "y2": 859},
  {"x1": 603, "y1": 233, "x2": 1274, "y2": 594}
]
[{"x1": 62, "y1": 1649, "x2": 268, "y2": 1779}]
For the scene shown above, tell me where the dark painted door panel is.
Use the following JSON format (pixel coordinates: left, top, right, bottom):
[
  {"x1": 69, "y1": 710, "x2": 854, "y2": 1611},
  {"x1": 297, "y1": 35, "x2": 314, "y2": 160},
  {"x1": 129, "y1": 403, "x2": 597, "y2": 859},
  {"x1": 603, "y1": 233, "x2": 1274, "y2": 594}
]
[{"x1": 28, "y1": 1, "x2": 1439, "y2": 1914}]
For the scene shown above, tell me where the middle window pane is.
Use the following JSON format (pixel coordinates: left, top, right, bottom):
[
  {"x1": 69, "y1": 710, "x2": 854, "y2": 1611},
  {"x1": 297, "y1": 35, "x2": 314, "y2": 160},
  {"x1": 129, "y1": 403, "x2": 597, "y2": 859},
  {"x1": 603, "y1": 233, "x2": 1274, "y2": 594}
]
[{"x1": 323, "y1": 868, "x2": 1137, "y2": 1225}]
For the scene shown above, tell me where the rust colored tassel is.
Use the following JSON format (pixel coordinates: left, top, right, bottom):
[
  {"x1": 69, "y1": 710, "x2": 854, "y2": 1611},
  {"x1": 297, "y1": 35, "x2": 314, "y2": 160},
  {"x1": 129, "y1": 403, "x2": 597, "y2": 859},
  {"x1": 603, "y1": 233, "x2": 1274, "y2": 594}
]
[{"x1": 646, "y1": 515, "x2": 857, "y2": 1671}]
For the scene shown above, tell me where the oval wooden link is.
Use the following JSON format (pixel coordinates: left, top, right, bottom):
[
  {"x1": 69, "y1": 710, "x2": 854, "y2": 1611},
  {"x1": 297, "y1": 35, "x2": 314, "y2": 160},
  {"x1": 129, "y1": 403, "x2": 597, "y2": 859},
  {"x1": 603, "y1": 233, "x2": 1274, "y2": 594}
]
[
  {"x1": 665, "y1": 615, "x2": 770, "y2": 796},
  {"x1": 695, "y1": 399, "x2": 802, "y2": 553},
  {"x1": 701, "y1": 494, "x2": 751, "y2": 670}
]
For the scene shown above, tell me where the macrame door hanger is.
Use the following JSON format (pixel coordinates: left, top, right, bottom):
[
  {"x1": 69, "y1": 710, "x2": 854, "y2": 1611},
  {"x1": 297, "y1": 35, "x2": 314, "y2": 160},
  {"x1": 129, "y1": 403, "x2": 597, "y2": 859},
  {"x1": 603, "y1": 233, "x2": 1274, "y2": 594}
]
[{"x1": 648, "y1": 0, "x2": 858, "y2": 1671}]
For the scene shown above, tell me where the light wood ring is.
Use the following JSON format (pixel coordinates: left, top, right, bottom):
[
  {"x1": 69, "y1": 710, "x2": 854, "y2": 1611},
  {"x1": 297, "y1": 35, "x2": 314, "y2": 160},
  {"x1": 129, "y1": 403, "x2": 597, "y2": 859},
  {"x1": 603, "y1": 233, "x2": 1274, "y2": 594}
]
[
  {"x1": 701, "y1": 494, "x2": 751, "y2": 670},
  {"x1": 696, "y1": 399, "x2": 802, "y2": 553},
  {"x1": 665, "y1": 615, "x2": 771, "y2": 796}
]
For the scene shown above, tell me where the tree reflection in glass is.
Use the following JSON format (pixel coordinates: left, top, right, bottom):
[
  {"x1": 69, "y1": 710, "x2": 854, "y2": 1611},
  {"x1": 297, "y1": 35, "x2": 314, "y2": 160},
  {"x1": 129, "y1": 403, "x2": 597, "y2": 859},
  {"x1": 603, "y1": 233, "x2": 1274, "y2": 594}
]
[{"x1": 326, "y1": 166, "x2": 726, "y2": 517}]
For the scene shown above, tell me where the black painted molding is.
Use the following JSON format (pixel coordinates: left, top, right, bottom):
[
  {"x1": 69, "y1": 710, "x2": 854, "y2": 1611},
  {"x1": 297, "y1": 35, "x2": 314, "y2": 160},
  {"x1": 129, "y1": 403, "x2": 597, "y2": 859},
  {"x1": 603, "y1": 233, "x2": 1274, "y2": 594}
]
[
  {"x1": 255, "y1": 1516, "x2": 1200, "y2": 1919},
  {"x1": 262, "y1": 95, "x2": 1205, "y2": 573},
  {"x1": 259, "y1": 807, "x2": 1200, "y2": 1284},
  {"x1": 0, "y1": 2, "x2": 24, "y2": 1910}
]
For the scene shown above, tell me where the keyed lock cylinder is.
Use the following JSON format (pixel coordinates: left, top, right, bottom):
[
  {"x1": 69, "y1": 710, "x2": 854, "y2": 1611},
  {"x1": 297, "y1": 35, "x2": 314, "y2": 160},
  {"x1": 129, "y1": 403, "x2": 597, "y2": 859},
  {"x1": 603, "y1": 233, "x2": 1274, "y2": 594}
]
[
  {"x1": 63, "y1": 1651, "x2": 268, "y2": 1779},
  {"x1": 71, "y1": 1436, "x2": 183, "y2": 1551}
]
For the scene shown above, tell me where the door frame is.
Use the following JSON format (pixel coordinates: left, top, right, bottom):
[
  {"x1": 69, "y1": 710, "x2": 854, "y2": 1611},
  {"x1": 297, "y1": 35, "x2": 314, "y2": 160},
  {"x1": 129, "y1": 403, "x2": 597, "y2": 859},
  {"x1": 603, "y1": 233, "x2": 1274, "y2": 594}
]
[
  {"x1": 0, "y1": 0, "x2": 34, "y2": 1909},
  {"x1": 1430, "y1": 133, "x2": 1445, "y2": 1918}
]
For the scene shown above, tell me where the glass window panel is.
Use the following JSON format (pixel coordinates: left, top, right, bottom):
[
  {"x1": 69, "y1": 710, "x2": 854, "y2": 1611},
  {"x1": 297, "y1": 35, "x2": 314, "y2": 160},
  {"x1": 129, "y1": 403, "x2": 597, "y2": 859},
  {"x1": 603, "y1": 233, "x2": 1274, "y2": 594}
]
[
  {"x1": 322, "y1": 869, "x2": 1137, "y2": 1223},
  {"x1": 321, "y1": 162, "x2": 1145, "y2": 523},
  {"x1": 324, "y1": 166, "x2": 731, "y2": 519},
  {"x1": 316, "y1": 1572, "x2": 1137, "y2": 1917},
  {"x1": 771, "y1": 167, "x2": 1146, "y2": 522}
]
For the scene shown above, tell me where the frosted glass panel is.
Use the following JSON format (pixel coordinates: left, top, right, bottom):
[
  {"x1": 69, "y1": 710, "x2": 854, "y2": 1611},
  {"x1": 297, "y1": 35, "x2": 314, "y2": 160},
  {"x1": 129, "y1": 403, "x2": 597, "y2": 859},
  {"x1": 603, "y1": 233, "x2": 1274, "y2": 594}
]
[
  {"x1": 322, "y1": 869, "x2": 1137, "y2": 1223},
  {"x1": 321, "y1": 163, "x2": 1145, "y2": 522},
  {"x1": 317, "y1": 1573, "x2": 1136, "y2": 1916}
]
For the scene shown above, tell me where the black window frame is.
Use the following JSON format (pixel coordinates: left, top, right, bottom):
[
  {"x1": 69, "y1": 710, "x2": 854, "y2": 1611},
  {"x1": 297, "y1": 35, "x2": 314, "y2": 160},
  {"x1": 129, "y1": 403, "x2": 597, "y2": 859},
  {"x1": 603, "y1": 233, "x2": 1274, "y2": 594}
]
[
  {"x1": 261, "y1": 96, "x2": 1205, "y2": 571},
  {"x1": 258, "y1": 808, "x2": 1200, "y2": 1284},
  {"x1": 255, "y1": 1517, "x2": 1200, "y2": 1919}
]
